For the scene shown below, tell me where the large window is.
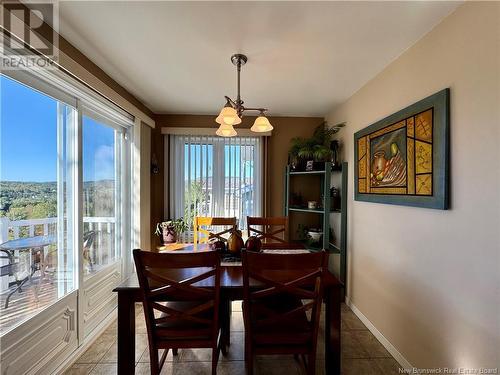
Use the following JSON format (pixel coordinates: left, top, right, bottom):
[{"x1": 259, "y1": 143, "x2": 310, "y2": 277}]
[
  {"x1": 169, "y1": 135, "x2": 262, "y2": 237},
  {"x1": 0, "y1": 75, "x2": 76, "y2": 334},
  {"x1": 0, "y1": 72, "x2": 132, "y2": 337},
  {"x1": 82, "y1": 115, "x2": 121, "y2": 277}
]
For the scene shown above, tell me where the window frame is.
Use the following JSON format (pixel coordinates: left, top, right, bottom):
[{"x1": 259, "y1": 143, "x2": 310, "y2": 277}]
[
  {"x1": 0, "y1": 66, "x2": 134, "y2": 340},
  {"x1": 166, "y1": 134, "x2": 263, "y2": 238},
  {"x1": 80, "y1": 110, "x2": 124, "y2": 279}
]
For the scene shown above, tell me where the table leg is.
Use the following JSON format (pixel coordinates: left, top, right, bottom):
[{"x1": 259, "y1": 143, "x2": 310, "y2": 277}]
[
  {"x1": 118, "y1": 292, "x2": 136, "y2": 374},
  {"x1": 4, "y1": 276, "x2": 29, "y2": 309},
  {"x1": 325, "y1": 285, "x2": 341, "y2": 375},
  {"x1": 220, "y1": 297, "x2": 231, "y2": 351}
]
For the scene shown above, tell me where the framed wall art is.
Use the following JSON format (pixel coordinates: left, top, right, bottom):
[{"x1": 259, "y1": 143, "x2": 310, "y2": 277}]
[{"x1": 354, "y1": 88, "x2": 449, "y2": 209}]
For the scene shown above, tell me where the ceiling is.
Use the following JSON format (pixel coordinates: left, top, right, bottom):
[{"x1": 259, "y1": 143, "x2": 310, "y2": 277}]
[{"x1": 57, "y1": 1, "x2": 460, "y2": 117}]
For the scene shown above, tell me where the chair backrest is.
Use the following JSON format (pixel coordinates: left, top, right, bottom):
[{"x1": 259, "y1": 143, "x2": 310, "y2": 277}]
[
  {"x1": 247, "y1": 216, "x2": 288, "y2": 243},
  {"x1": 0, "y1": 249, "x2": 16, "y2": 277},
  {"x1": 133, "y1": 249, "x2": 221, "y2": 342},
  {"x1": 194, "y1": 217, "x2": 237, "y2": 244},
  {"x1": 242, "y1": 250, "x2": 327, "y2": 341},
  {"x1": 83, "y1": 230, "x2": 96, "y2": 249}
]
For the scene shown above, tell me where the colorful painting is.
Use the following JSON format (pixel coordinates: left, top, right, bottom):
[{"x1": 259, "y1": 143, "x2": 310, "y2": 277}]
[
  {"x1": 354, "y1": 89, "x2": 449, "y2": 209},
  {"x1": 370, "y1": 127, "x2": 407, "y2": 188}
]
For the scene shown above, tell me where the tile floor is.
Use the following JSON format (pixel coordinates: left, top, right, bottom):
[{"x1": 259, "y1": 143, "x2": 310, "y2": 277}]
[{"x1": 65, "y1": 303, "x2": 402, "y2": 375}]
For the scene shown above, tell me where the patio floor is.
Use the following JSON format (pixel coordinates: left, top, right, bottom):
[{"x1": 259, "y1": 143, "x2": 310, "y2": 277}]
[
  {"x1": 0, "y1": 275, "x2": 57, "y2": 335},
  {"x1": 0, "y1": 266, "x2": 104, "y2": 335}
]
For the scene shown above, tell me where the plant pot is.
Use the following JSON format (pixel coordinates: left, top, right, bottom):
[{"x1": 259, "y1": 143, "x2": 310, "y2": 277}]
[
  {"x1": 330, "y1": 140, "x2": 341, "y2": 169},
  {"x1": 162, "y1": 226, "x2": 177, "y2": 244},
  {"x1": 313, "y1": 161, "x2": 326, "y2": 171},
  {"x1": 304, "y1": 160, "x2": 326, "y2": 171},
  {"x1": 290, "y1": 159, "x2": 306, "y2": 172},
  {"x1": 307, "y1": 230, "x2": 323, "y2": 246}
]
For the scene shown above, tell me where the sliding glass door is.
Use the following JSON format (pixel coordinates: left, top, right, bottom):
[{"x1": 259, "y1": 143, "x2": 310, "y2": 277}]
[
  {"x1": 169, "y1": 135, "x2": 262, "y2": 238},
  {"x1": 0, "y1": 75, "x2": 77, "y2": 335},
  {"x1": 82, "y1": 115, "x2": 120, "y2": 277},
  {"x1": 80, "y1": 112, "x2": 126, "y2": 336},
  {"x1": 0, "y1": 70, "x2": 132, "y2": 371}
]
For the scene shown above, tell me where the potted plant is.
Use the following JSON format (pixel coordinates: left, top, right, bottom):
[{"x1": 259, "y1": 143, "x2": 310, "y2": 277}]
[
  {"x1": 288, "y1": 122, "x2": 345, "y2": 171},
  {"x1": 154, "y1": 218, "x2": 188, "y2": 244}
]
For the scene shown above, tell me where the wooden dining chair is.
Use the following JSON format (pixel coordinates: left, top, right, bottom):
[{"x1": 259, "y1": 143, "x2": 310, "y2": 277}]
[
  {"x1": 82, "y1": 230, "x2": 96, "y2": 273},
  {"x1": 133, "y1": 249, "x2": 223, "y2": 375},
  {"x1": 247, "y1": 216, "x2": 289, "y2": 244},
  {"x1": 193, "y1": 217, "x2": 236, "y2": 354},
  {"x1": 194, "y1": 217, "x2": 237, "y2": 244},
  {"x1": 241, "y1": 250, "x2": 327, "y2": 375},
  {"x1": 258, "y1": 242, "x2": 306, "y2": 250}
]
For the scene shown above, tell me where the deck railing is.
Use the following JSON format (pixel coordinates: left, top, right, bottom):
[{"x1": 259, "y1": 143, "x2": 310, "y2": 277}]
[
  {"x1": 0, "y1": 216, "x2": 116, "y2": 291},
  {"x1": 0, "y1": 216, "x2": 115, "y2": 241},
  {"x1": 0, "y1": 217, "x2": 56, "y2": 241}
]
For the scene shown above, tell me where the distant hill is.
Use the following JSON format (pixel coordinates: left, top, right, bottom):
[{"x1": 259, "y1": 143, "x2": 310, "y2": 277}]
[{"x1": 0, "y1": 180, "x2": 115, "y2": 221}]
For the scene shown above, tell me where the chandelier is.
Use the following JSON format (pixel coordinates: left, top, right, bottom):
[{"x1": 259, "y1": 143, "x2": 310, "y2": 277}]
[{"x1": 215, "y1": 54, "x2": 273, "y2": 137}]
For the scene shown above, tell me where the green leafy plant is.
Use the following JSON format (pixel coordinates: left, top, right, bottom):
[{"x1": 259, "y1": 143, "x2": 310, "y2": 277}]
[
  {"x1": 184, "y1": 181, "x2": 207, "y2": 224},
  {"x1": 288, "y1": 122, "x2": 345, "y2": 165},
  {"x1": 154, "y1": 218, "x2": 188, "y2": 236}
]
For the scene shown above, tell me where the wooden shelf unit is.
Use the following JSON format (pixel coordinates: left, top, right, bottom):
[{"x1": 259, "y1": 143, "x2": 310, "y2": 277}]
[{"x1": 284, "y1": 161, "x2": 348, "y2": 297}]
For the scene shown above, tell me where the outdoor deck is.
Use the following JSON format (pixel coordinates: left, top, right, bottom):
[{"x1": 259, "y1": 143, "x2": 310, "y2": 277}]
[
  {"x1": 0, "y1": 216, "x2": 114, "y2": 336},
  {"x1": 0, "y1": 276, "x2": 57, "y2": 334}
]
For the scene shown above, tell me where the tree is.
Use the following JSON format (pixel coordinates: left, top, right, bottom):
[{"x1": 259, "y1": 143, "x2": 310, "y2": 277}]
[
  {"x1": 32, "y1": 201, "x2": 57, "y2": 219},
  {"x1": 7, "y1": 206, "x2": 28, "y2": 221},
  {"x1": 184, "y1": 181, "x2": 208, "y2": 224}
]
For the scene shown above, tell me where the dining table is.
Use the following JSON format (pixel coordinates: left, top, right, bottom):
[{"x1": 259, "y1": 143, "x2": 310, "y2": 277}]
[
  {"x1": 113, "y1": 243, "x2": 342, "y2": 374},
  {"x1": 0, "y1": 235, "x2": 57, "y2": 253}
]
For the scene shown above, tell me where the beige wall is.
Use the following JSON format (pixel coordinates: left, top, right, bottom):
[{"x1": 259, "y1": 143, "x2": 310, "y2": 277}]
[
  {"x1": 150, "y1": 114, "x2": 323, "y2": 247},
  {"x1": 2, "y1": 3, "x2": 154, "y2": 124},
  {"x1": 326, "y1": 2, "x2": 499, "y2": 368}
]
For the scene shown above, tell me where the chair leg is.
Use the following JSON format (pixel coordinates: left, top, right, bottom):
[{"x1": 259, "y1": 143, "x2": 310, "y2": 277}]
[
  {"x1": 212, "y1": 346, "x2": 220, "y2": 375},
  {"x1": 244, "y1": 341, "x2": 253, "y2": 375},
  {"x1": 301, "y1": 354, "x2": 307, "y2": 365},
  {"x1": 149, "y1": 347, "x2": 159, "y2": 375},
  {"x1": 172, "y1": 348, "x2": 178, "y2": 356},
  {"x1": 158, "y1": 348, "x2": 169, "y2": 374},
  {"x1": 220, "y1": 334, "x2": 228, "y2": 356},
  {"x1": 223, "y1": 299, "x2": 231, "y2": 347},
  {"x1": 245, "y1": 356, "x2": 253, "y2": 375},
  {"x1": 307, "y1": 353, "x2": 316, "y2": 375}
]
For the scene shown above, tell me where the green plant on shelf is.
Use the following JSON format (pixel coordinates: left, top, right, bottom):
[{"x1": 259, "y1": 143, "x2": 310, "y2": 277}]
[{"x1": 288, "y1": 122, "x2": 345, "y2": 167}]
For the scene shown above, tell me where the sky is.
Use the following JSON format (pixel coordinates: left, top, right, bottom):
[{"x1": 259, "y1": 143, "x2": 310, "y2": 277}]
[
  {"x1": 1, "y1": 75, "x2": 115, "y2": 182},
  {"x1": 1, "y1": 74, "x2": 253, "y2": 184},
  {"x1": 184, "y1": 143, "x2": 255, "y2": 181}
]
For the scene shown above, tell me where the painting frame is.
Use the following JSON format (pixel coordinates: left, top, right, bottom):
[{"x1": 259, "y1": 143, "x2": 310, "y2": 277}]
[{"x1": 354, "y1": 88, "x2": 449, "y2": 210}]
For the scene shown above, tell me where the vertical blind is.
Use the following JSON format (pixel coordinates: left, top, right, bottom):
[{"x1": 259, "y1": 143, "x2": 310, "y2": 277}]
[{"x1": 169, "y1": 135, "x2": 262, "y2": 239}]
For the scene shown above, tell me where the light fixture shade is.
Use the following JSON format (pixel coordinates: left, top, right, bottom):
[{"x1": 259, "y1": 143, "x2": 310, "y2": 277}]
[
  {"x1": 251, "y1": 116, "x2": 273, "y2": 132},
  {"x1": 215, "y1": 106, "x2": 242, "y2": 126},
  {"x1": 216, "y1": 124, "x2": 237, "y2": 137}
]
